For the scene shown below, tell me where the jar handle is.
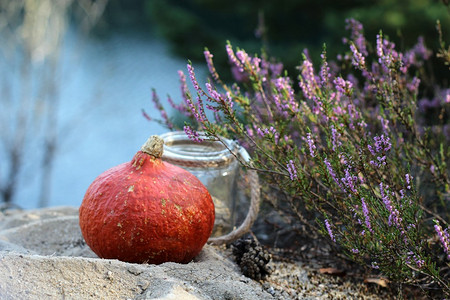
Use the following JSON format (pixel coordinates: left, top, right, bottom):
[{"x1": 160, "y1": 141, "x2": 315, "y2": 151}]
[{"x1": 207, "y1": 145, "x2": 260, "y2": 245}]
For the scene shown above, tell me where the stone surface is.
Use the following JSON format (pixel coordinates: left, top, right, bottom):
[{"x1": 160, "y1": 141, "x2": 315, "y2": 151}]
[{"x1": 0, "y1": 206, "x2": 273, "y2": 300}]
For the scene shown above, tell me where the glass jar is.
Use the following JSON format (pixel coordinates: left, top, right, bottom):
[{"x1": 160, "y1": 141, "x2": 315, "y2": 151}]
[{"x1": 160, "y1": 131, "x2": 240, "y2": 237}]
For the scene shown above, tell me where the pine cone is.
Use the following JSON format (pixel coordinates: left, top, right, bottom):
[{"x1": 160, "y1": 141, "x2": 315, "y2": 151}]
[{"x1": 231, "y1": 237, "x2": 271, "y2": 280}]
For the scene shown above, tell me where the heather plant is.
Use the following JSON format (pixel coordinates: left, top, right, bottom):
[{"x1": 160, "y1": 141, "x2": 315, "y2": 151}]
[{"x1": 149, "y1": 19, "x2": 450, "y2": 296}]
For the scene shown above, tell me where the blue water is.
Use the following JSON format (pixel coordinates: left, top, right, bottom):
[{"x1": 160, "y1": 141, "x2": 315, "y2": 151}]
[{"x1": 3, "y1": 28, "x2": 206, "y2": 209}]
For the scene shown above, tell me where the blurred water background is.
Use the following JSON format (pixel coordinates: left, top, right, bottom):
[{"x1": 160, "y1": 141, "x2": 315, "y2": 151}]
[
  {"x1": 22, "y1": 28, "x2": 205, "y2": 209},
  {"x1": 0, "y1": 1, "x2": 206, "y2": 209}
]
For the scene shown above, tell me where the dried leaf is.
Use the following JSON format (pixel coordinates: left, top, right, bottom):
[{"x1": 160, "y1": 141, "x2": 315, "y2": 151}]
[
  {"x1": 364, "y1": 277, "x2": 389, "y2": 288},
  {"x1": 319, "y1": 267, "x2": 346, "y2": 276}
]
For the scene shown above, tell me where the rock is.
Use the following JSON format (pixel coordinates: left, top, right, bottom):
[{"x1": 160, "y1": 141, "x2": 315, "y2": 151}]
[{"x1": 0, "y1": 206, "x2": 273, "y2": 300}]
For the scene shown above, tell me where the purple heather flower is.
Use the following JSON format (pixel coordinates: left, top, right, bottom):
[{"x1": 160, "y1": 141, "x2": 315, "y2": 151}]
[
  {"x1": 142, "y1": 109, "x2": 152, "y2": 122},
  {"x1": 346, "y1": 74, "x2": 359, "y2": 93},
  {"x1": 205, "y1": 83, "x2": 222, "y2": 103},
  {"x1": 380, "y1": 183, "x2": 393, "y2": 214},
  {"x1": 246, "y1": 126, "x2": 254, "y2": 138},
  {"x1": 370, "y1": 155, "x2": 386, "y2": 168},
  {"x1": 183, "y1": 92, "x2": 204, "y2": 124},
  {"x1": 230, "y1": 65, "x2": 248, "y2": 82},
  {"x1": 269, "y1": 61, "x2": 283, "y2": 77},
  {"x1": 184, "y1": 125, "x2": 203, "y2": 143},
  {"x1": 167, "y1": 95, "x2": 189, "y2": 116},
  {"x1": 378, "y1": 116, "x2": 390, "y2": 134},
  {"x1": 178, "y1": 70, "x2": 191, "y2": 107},
  {"x1": 158, "y1": 110, "x2": 172, "y2": 129},
  {"x1": 187, "y1": 63, "x2": 201, "y2": 92},
  {"x1": 346, "y1": 104, "x2": 361, "y2": 130},
  {"x1": 272, "y1": 94, "x2": 289, "y2": 117},
  {"x1": 418, "y1": 97, "x2": 441, "y2": 112},
  {"x1": 351, "y1": 248, "x2": 359, "y2": 254},
  {"x1": 361, "y1": 198, "x2": 373, "y2": 233},
  {"x1": 368, "y1": 135, "x2": 391, "y2": 159},
  {"x1": 402, "y1": 50, "x2": 415, "y2": 69},
  {"x1": 331, "y1": 98, "x2": 345, "y2": 116},
  {"x1": 407, "y1": 77, "x2": 421, "y2": 94},
  {"x1": 205, "y1": 87, "x2": 234, "y2": 113},
  {"x1": 305, "y1": 133, "x2": 316, "y2": 157},
  {"x1": 234, "y1": 50, "x2": 261, "y2": 75},
  {"x1": 380, "y1": 182, "x2": 389, "y2": 202},
  {"x1": 261, "y1": 58, "x2": 283, "y2": 78},
  {"x1": 333, "y1": 76, "x2": 353, "y2": 95},
  {"x1": 380, "y1": 183, "x2": 403, "y2": 228},
  {"x1": 226, "y1": 44, "x2": 244, "y2": 72},
  {"x1": 275, "y1": 77, "x2": 298, "y2": 112},
  {"x1": 287, "y1": 160, "x2": 298, "y2": 181},
  {"x1": 175, "y1": 71, "x2": 205, "y2": 122},
  {"x1": 345, "y1": 19, "x2": 368, "y2": 56},
  {"x1": 225, "y1": 91, "x2": 234, "y2": 110},
  {"x1": 388, "y1": 208, "x2": 402, "y2": 228},
  {"x1": 415, "y1": 257, "x2": 425, "y2": 269},
  {"x1": 376, "y1": 34, "x2": 384, "y2": 58},
  {"x1": 256, "y1": 127, "x2": 264, "y2": 138},
  {"x1": 311, "y1": 96, "x2": 324, "y2": 115},
  {"x1": 205, "y1": 103, "x2": 219, "y2": 113},
  {"x1": 405, "y1": 174, "x2": 412, "y2": 190},
  {"x1": 376, "y1": 33, "x2": 395, "y2": 72},
  {"x1": 324, "y1": 158, "x2": 341, "y2": 188},
  {"x1": 412, "y1": 36, "x2": 432, "y2": 61},
  {"x1": 434, "y1": 220, "x2": 450, "y2": 260},
  {"x1": 299, "y1": 59, "x2": 319, "y2": 100},
  {"x1": 325, "y1": 219, "x2": 336, "y2": 242},
  {"x1": 320, "y1": 55, "x2": 331, "y2": 86},
  {"x1": 250, "y1": 56, "x2": 262, "y2": 74},
  {"x1": 430, "y1": 164, "x2": 436, "y2": 175},
  {"x1": 407, "y1": 224, "x2": 416, "y2": 230},
  {"x1": 195, "y1": 95, "x2": 207, "y2": 123},
  {"x1": 204, "y1": 49, "x2": 219, "y2": 81},
  {"x1": 341, "y1": 168, "x2": 358, "y2": 194},
  {"x1": 253, "y1": 125, "x2": 279, "y2": 144},
  {"x1": 273, "y1": 131, "x2": 280, "y2": 145},
  {"x1": 330, "y1": 125, "x2": 342, "y2": 151},
  {"x1": 150, "y1": 90, "x2": 174, "y2": 129},
  {"x1": 213, "y1": 111, "x2": 222, "y2": 123},
  {"x1": 371, "y1": 262, "x2": 379, "y2": 269},
  {"x1": 350, "y1": 43, "x2": 366, "y2": 69},
  {"x1": 406, "y1": 252, "x2": 425, "y2": 269},
  {"x1": 236, "y1": 50, "x2": 249, "y2": 66},
  {"x1": 358, "y1": 120, "x2": 367, "y2": 128},
  {"x1": 338, "y1": 153, "x2": 348, "y2": 166}
]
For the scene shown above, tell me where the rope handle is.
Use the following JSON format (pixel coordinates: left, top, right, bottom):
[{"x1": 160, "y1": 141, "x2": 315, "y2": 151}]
[{"x1": 208, "y1": 145, "x2": 260, "y2": 245}]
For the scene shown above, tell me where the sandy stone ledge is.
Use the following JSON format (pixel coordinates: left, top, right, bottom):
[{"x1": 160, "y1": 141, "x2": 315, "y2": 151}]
[
  {"x1": 0, "y1": 206, "x2": 393, "y2": 299},
  {"x1": 0, "y1": 206, "x2": 272, "y2": 300}
]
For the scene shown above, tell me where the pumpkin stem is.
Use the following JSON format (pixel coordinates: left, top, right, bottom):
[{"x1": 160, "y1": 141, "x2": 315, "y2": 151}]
[{"x1": 141, "y1": 135, "x2": 164, "y2": 158}]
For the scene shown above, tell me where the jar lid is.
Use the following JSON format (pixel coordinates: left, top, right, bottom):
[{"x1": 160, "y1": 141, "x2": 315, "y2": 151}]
[{"x1": 160, "y1": 131, "x2": 239, "y2": 168}]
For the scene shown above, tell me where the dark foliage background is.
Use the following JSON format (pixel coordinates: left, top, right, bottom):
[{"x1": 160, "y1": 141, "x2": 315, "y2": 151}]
[{"x1": 139, "y1": 0, "x2": 450, "y2": 80}]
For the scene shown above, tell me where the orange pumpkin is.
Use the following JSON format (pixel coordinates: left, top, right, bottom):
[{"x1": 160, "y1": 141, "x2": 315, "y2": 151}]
[{"x1": 79, "y1": 135, "x2": 215, "y2": 264}]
